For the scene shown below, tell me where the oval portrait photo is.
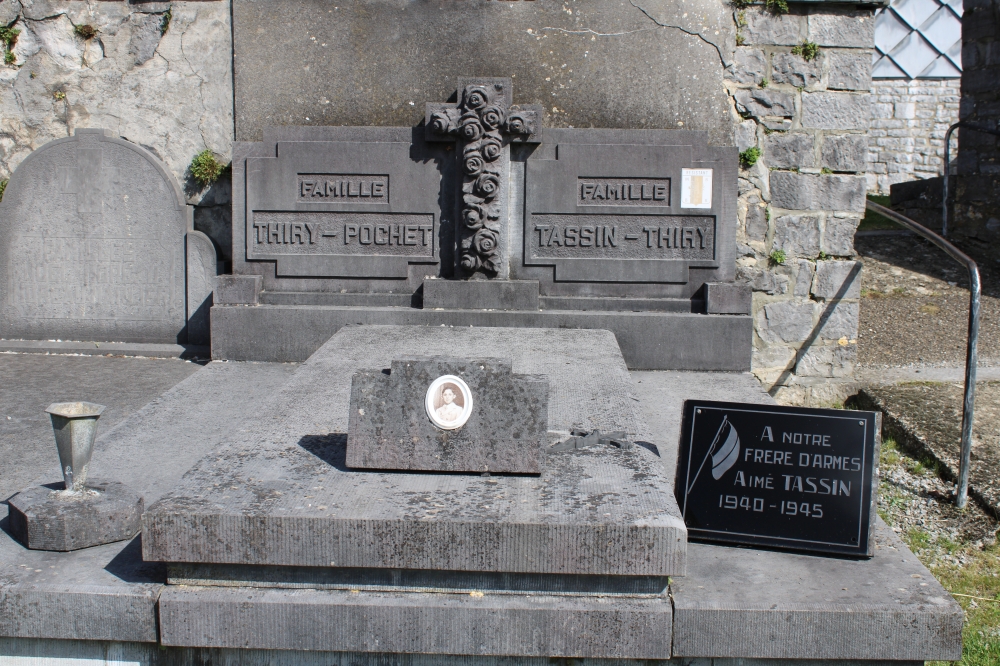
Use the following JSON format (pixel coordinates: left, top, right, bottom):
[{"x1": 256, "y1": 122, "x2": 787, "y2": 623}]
[{"x1": 425, "y1": 375, "x2": 474, "y2": 430}]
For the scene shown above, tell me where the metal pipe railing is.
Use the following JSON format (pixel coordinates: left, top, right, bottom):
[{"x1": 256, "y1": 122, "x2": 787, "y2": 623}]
[
  {"x1": 942, "y1": 121, "x2": 1000, "y2": 237},
  {"x1": 865, "y1": 201, "x2": 981, "y2": 508}
]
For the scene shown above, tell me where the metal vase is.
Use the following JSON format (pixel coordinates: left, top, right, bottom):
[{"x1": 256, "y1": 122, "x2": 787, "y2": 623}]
[{"x1": 46, "y1": 402, "x2": 106, "y2": 493}]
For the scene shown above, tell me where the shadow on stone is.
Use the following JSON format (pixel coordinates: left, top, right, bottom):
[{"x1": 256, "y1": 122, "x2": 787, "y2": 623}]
[{"x1": 104, "y1": 535, "x2": 166, "y2": 585}]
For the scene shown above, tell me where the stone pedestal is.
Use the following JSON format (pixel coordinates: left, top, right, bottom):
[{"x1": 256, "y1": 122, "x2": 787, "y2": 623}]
[{"x1": 8, "y1": 480, "x2": 144, "y2": 552}]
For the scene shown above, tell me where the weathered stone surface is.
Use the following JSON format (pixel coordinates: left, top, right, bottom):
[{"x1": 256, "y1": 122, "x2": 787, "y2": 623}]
[
  {"x1": 813, "y1": 259, "x2": 862, "y2": 299},
  {"x1": 822, "y1": 215, "x2": 861, "y2": 257},
  {"x1": 764, "y1": 133, "x2": 816, "y2": 169},
  {"x1": 735, "y1": 119, "x2": 758, "y2": 152},
  {"x1": 745, "y1": 200, "x2": 768, "y2": 242},
  {"x1": 232, "y1": 0, "x2": 735, "y2": 146},
  {"x1": 0, "y1": 129, "x2": 191, "y2": 343},
  {"x1": 347, "y1": 358, "x2": 548, "y2": 474},
  {"x1": 214, "y1": 275, "x2": 261, "y2": 306},
  {"x1": 0, "y1": 1, "x2": 233, "y2": 191},
  {"x1": 705, "y1": 283, "x2": 751, "y2": 315},
  {"x1": 736, "y1": 266, "x2": 789, "y2": 296},
  {"x1": 796, "y1": 342, "x2": 856, "y2": 377},
  {"x1": 742, "y1": 8, "x2": 805, "y2": 46},
  {"x1": 828, "y1": 51, "x2": 872, "y2": 91},
  {"x1": 794, "y1": 259, "x2": 814, "y2": 297},
  {"x1": 756, "y1": 300, "x2": 817, "y2": 344},
  {"x1": 821, "y1": 134, "x2": 868, "y2": 172},
  {"x1": 770, "y1": 172, "x2": 866, "y2": 212},
  {"x1": 771, "y1": 52, "x2": 822, "y2": 87},
  {"x1": 772, "y1": 213, "x2": 822, "y2": 256},
  {"x1": 145, "y1": 326, "x2": 687, "y2": 576},
  {"x1": 725, "y1": 47, "x2": 767, "y2": 85},
  {"x1": 8, "y1": 480, "x2": 143, "y2": 551},
  {"x1": 808, "y1": 11, "x2": 876, "y2": 48},
  {"x1": 734, "y1": 89, "x2": 795, "y2": 119},
  {"x1": 186, "y1": 231, "x2": 218, "y2": 347},
  {"x1": 801, "y1": 92, "x2": 872, "y2": 130},
  {"x1": 817, "y1": 301, "x2": 860, "y2": 339},
  {"x1": 423, "y1": 279, "x2": 539, "y2": 311}
]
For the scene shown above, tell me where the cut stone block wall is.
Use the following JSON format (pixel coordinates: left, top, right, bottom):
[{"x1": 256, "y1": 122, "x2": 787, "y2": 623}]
[
  {"x1": 0, "y1": 0, "x2": 234, "y2": 261},
  {"x1": 953, "y1": 0, "x2": 1000, "y2": 246},
  {"x1": 868, "y1": 78, "x2": 961, "y2": 194},
  {"x1": 728, "y1": 6, "x2": 872, "y2": 405}
]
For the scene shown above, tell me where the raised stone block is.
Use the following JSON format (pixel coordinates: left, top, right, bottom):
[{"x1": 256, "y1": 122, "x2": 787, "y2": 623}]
[
  {"x1": 423, "y1": 279, "x2": 539, "y2": 311},
  {"x1": 808, "y1": 12, "x2": 876, "y2": 48},
  {"x1": 772, "y1": 213, "x2": 822, "y2": 256},
  {"x1": 733, "y1": 89, "x2": 795, "y2": 119},
  {"x1": 705, "y1": 283, "x2": 751, "y2": 315},
  {"x1": 764, "y1": 133, "x2": 816, "y2": 169},
  {"x1": 801, "y1": 92, "x2": 872, "y2": 130},
  {"x1": 346, "y1": 357, "x2": 548, "y2": 473},
  {"x1": 813, "y1": 260, "x2": 863, "y2": 299},
  {"x1": 771, "y1": 52, "x2": 822, "y2": 87},
  {"x1": 214, "y1": 275, "x2": 262, "y2": 305},
  {"x1": 821, "y1": 134, "x2": 868, "y2": 172},
  {"x1": 8, "y1": 480, "x2": 144, "y2": 552},
  {"x1": 742, "y1": 8, "x2": 805, "y2": 46},
  {"x1": 828, "y1": 51, "x2": 873, "y2": 91},
  {"x1": 770, "y1": 172, "x2": 866, "y2": 213},
  {"x1": 725, "y1": 47, "x2": 767, "y2": 85}
]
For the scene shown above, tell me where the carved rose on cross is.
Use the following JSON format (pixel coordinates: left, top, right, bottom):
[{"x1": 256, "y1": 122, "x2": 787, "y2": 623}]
[
  {"x1": 463, "y1": 145, "x2": 485, "y2": 176},
  {"x1": 479, "y1": 135, "x2": 502, "y2": 162},
  {"x1": 463, "y1": 85, "x2": 491, "y2": 111},
  {"x1": 458, "y1": 113, "x2": 484, "y2": 142},
  {"x1": 460, "y1": 253, "x2": 480, "y2": 271},
  {"x1": 429, "y1": 111, "x2": 453, "y2": 135},
  {"x1": 479, "y1": 105, "x2": 506, "y2": 130},
  {"x1": 506, "y1": 113, "x2": 531, "y2": 135},
  {"x1": 473, "y1": 171, "x2": 501, "y2": 200},
  {"x1": 473, "y1": 227, "x2": 499, "y2": 257},
  {"x1": 463, "y1": 203, "x2": 487, "y2": 230}
]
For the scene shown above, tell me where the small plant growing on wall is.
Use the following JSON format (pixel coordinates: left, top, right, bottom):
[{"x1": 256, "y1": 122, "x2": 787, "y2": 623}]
[
  {"x1": 160, "y1": 9, "x2": 172, "y2": 36},
  {"x1": 0, "y1": 26, "x2": 20, "y2": 66},
  {"x1": 189, "y1": 150, "x2": 226, "y2": 187},
  {"x1": 766, "y1": 0, "x2": 789, "y2": 13},
  {"x1": 739, "y1": 146, "x2": 761, "y2": 169},
  {"x1": 791, "y1": 41, "x2": 820, "y2": 61},
  {"x1": 0, "y1": 179, "x2": 7, "y2": 202},
  {"x1": 769, "y1": 249, "x2": 787, "y2": 265},
  {"x1": 74, "y1": 24, "x2": 97, "y2": 40}
]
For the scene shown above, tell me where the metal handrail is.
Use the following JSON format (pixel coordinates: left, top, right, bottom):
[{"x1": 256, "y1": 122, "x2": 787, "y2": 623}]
[
  {"x1": 942, "y1": 121, "x2": 1000, "y2": 237},
  {"x1": 865, "y1": 201, "x2": 981, "y2": 508}
]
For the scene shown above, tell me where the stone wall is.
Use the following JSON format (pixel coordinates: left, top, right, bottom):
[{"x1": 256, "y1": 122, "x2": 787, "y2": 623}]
[
  {"x1": 728, "y1": 6, "x2": 872, "y2": 405},
  {"x1": 953, "y1": 0, "x2": 1000, "y2": 245},
  {"x1": 868, "y1": 78, "x2": 961, "y2": 194},
  {"x1": 0, "y1": 0, "x2": 233, "y2": 261}
]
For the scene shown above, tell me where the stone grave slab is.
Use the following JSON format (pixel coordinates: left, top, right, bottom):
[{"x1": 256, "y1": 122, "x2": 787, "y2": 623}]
[
  {"x1": 143, "y1": 325, "x2": 688, "y2": 576},
  {"x1": 347, "y1": 357, "x2": 548, "y2": 473},
  {"x1": 0, "y1": 129, "x2": 196, "y2": 344}
]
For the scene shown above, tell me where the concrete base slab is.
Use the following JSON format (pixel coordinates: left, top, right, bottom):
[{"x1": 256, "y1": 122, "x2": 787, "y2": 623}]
[
  {"x1": 0, "y1": 339, "x2": 209, "y2": 359},
  {"x1": 671, "y1": 519, "x2": 963, "y2": 662},
  {"x1": 9, "y1": 480, "x2": 143, "y2": 551},
  {"x1": 144, "y1": 326, "x2": 688, "y2": 576},
  {"x1": 210, "y1": 304, "x2": 752, "y2": 370},
  {"x1": 157, "y1": 586, "x2": 673, "y2": 657},
  {"x1": 0, "y1": 361, "x2": 300, "y2": 642},
  {"x1": 423, "y1": 279, "x2": 540, "y2": 311}
]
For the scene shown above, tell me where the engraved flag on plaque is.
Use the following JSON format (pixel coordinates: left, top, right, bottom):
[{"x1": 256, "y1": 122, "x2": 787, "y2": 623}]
[{"x1": 676, "y1": 400, "x2": 881, "y2": 557}]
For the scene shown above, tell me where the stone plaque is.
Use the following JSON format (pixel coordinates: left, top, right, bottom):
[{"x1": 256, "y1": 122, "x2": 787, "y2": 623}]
[
  {"x1": 675, "y1": 400, "x2": 880, "y2": 557},
  {"x1": 245, "y1": 139, "x2": 443, "y2": 278},
  {"x1": 524, "y1": 142, "x2": 733, "y2": 284},
  {"x1": 0, "y1": 129, "x2": 190, "y2": 343},
  {"x1": 346, "y1": 357, "x2": 548, "y2": 474}
]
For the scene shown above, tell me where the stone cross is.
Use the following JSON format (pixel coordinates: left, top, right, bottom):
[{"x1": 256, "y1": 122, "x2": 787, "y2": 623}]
[
  {"x1": 60, "y1": 148, "x2": 121, "y2": 214},
  {"x1": 425, "y1": 78, "x2": 542, "y2": 278}
]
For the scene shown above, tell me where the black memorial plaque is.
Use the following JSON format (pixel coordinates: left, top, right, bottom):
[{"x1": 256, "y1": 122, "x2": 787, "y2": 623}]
[{"x1": 676, "y1": 401, "x2": 880, "y2": 557}]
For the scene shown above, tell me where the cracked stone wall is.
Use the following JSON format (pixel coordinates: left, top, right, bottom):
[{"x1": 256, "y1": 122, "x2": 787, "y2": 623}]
[
  {"x1": 953, "y1": 0, "x2": 1000, "y2": 246},
  {"x1": 727, "y1": 6, "x2": 873, "y2": 405},
  {"x1": 868, "y1": 78, "x2": 961, "y2": 195},
  {"x1": 0, "y1": 0, "x2": 234, "y2": 262}
]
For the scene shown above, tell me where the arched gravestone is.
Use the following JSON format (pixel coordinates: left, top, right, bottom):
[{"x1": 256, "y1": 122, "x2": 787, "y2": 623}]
[{"x1": 0, "y1": 129, "x2": 201, "y2": 344}]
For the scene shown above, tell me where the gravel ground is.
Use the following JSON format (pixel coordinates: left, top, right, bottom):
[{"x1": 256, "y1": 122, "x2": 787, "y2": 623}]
[
  {"x1": 856, "y1": 233, "x2": 1000, "y2": 368},
  {"x1": 878, "y1": 440, "x2": 998, "y2": 568}
]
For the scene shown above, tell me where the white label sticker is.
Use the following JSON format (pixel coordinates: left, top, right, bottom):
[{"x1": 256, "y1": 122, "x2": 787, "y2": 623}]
[{"x1": 681, "y1": 168, "x2": 713, "y2": 209}]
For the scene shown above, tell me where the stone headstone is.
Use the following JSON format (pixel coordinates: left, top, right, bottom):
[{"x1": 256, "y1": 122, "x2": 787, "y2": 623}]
[
  {"x1": 0, "y1": 129, "x2": 212, "y2": 344},
  {"x1": 347, "y1": 357, "x2": 548, "y2": 473}
]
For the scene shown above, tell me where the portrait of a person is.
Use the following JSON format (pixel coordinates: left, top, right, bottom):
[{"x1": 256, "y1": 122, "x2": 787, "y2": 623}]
[{"x1": 435, "y1": 384, "x2": 464, "y2": 423}]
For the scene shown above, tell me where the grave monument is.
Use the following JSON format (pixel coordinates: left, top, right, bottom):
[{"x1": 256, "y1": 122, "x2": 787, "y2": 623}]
[
  {"x1": 215, "y1": 78, "x2": 750, "y2": 369},
  {"x1": 0, "y1": 129, "x2": 219, "y2": 347}
]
